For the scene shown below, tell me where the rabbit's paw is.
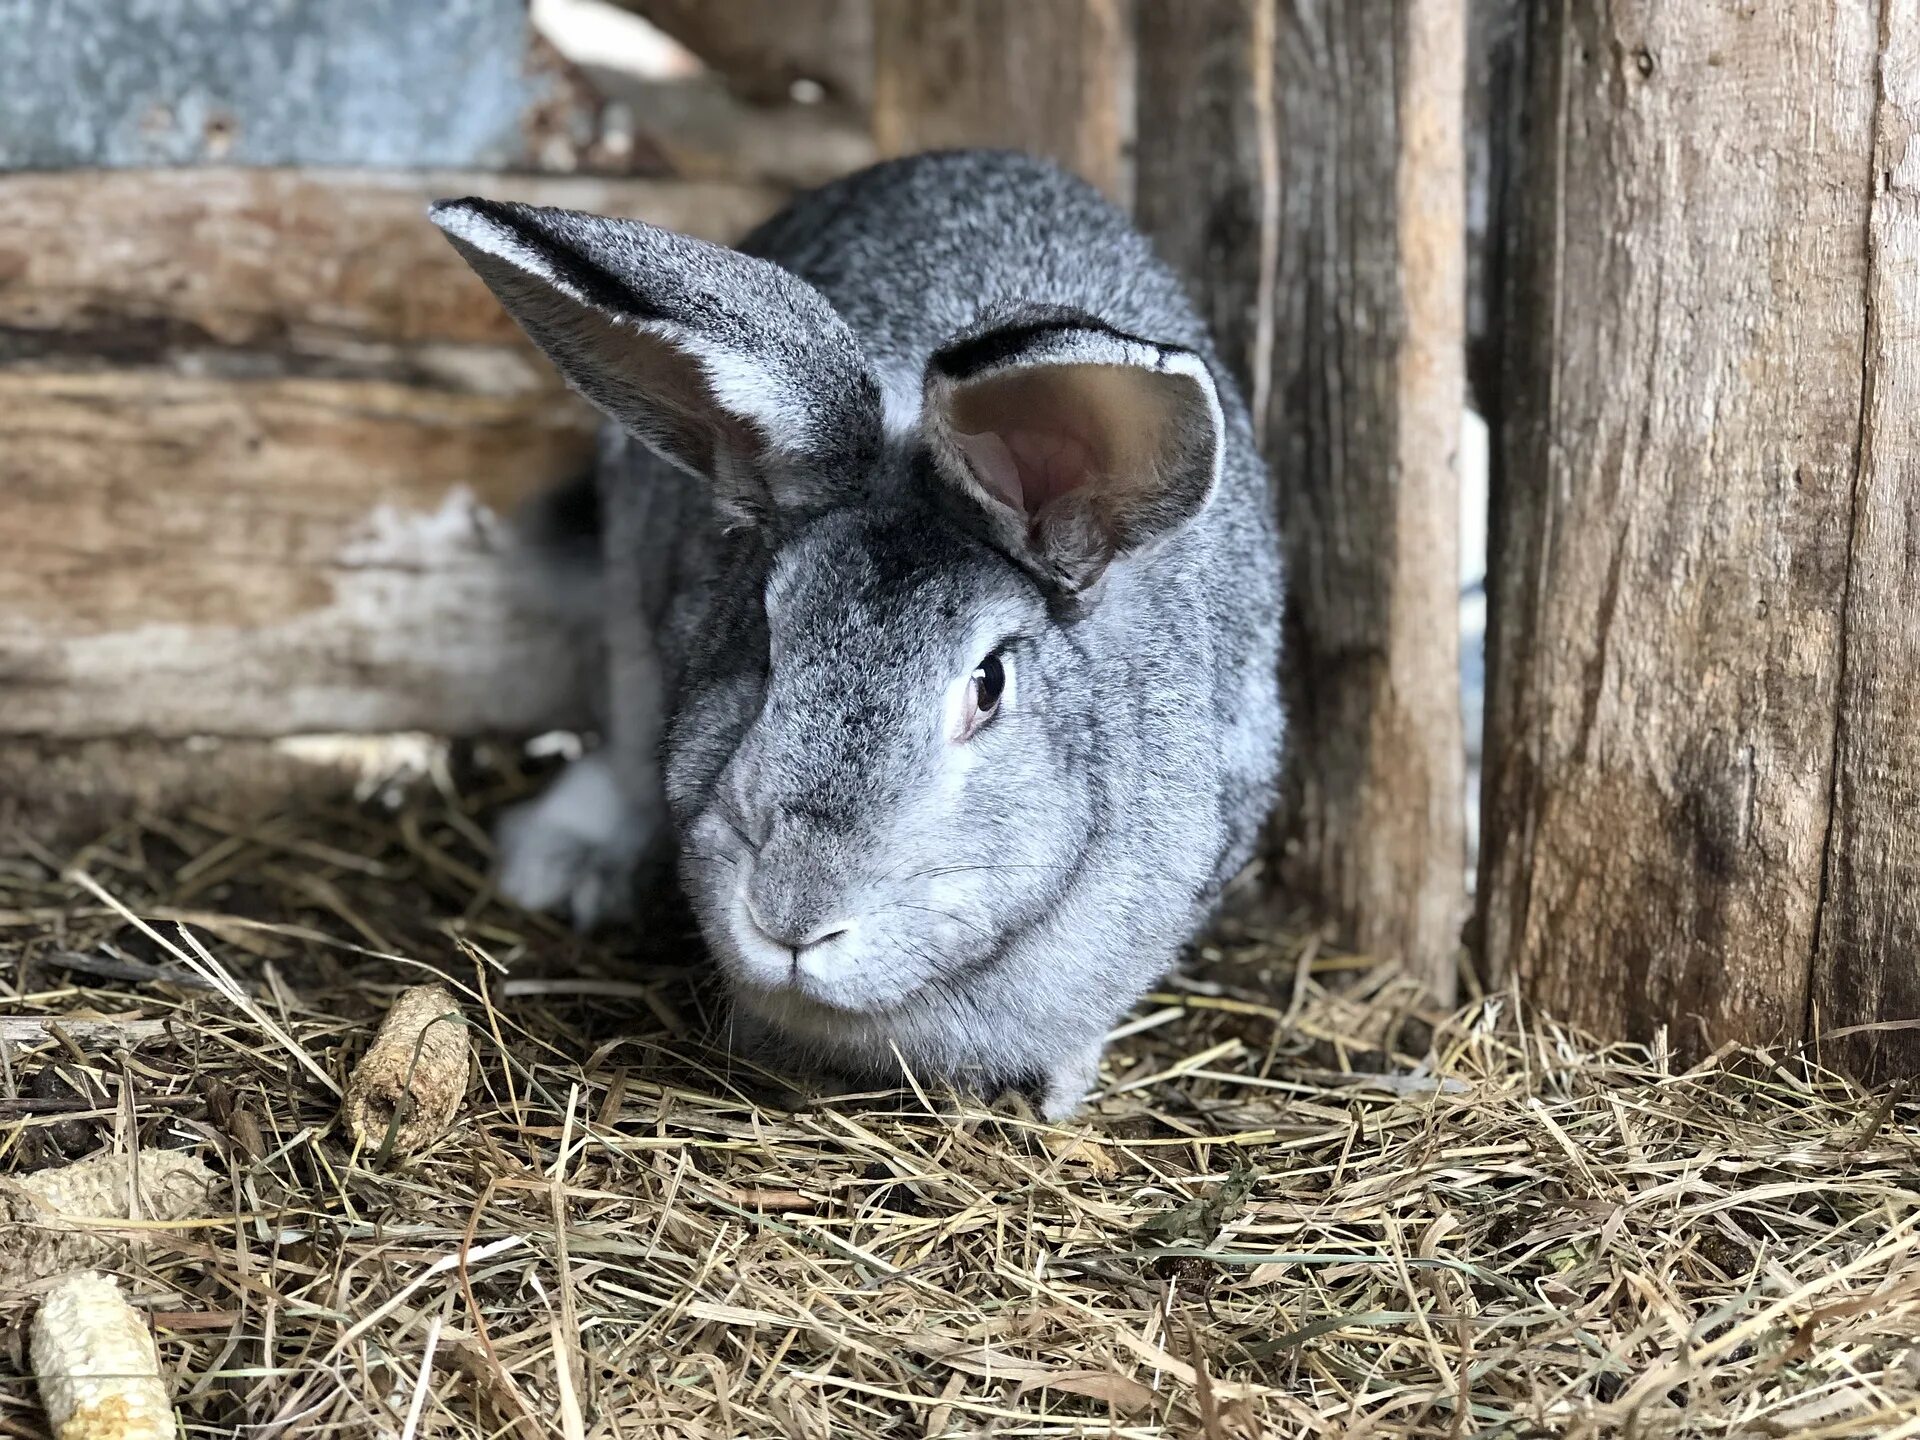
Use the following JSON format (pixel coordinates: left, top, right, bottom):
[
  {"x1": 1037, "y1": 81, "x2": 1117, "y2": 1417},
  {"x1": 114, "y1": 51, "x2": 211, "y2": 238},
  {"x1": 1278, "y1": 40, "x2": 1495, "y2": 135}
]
[
  {"x1": 1037, "y1": 1042, "x2": 1106, "y2": 1121},
  {"x1": 494, "y1": 754, "x2": 656, "y2": 931}
]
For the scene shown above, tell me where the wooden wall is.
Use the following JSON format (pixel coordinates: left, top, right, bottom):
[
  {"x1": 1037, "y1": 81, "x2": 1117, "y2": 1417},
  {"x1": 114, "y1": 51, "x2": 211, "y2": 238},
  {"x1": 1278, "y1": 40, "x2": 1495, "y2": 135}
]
[
  {"x1": 2, "y1": 170, "x2": 776, "y2": 739},
  {"x1": 0, "y1": 1, "x2": 895, "y2": 738},
  {"x1": 0, "y1": 0, "x2": 840, "y2": 829},
  {"x1": 25, "y1": 1, "x2": 1908, "y2": 1080}
]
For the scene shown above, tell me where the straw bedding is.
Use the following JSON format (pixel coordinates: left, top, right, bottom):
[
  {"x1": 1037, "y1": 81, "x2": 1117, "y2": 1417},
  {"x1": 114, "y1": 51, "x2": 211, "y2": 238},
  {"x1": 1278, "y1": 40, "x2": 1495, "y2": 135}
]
[{"x1": 0, "y1": 742, "x2": 1914, "y2": 1438}]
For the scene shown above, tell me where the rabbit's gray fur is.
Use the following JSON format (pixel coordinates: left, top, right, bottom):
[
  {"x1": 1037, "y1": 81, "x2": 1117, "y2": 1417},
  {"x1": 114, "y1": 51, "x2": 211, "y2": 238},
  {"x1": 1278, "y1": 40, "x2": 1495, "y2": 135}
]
[{"x1": 433, "y1": 151, "x2": 1284, "y2": 1118}]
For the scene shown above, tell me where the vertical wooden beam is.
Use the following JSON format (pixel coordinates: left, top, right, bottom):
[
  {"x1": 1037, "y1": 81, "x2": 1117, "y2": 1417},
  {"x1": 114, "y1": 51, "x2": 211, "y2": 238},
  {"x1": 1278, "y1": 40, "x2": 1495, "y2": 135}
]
[
  {"x1": 1268, "y1": 1, "x2": 1468, "y2": 997},
  {"x1": 1133, "y1": 0, "x2": 1278, "y2": 419},
  {"x1": 1809, "y1": 1, "x2": 1920, "y2": 1081},
  {"x1": 870, "y1": 0, "x2": 1130, "y2": 202},
  {"x1": 1480, "y1": 3, "x2": 1879, "y2": 1054}
]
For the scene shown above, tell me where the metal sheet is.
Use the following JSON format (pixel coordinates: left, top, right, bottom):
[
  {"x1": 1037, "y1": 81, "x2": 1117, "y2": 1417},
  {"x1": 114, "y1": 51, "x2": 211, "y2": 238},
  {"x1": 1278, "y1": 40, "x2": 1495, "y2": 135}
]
[{"x1": 0, "y1": 0, "x2": 569, "y2": 170}]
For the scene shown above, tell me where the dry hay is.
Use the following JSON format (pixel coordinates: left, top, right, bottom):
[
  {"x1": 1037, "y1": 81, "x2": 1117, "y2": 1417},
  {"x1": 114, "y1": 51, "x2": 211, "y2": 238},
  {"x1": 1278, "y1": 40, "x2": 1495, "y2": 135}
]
[{"x1": 0, "y1": 743, "x2": 1914, "y2": 1439}]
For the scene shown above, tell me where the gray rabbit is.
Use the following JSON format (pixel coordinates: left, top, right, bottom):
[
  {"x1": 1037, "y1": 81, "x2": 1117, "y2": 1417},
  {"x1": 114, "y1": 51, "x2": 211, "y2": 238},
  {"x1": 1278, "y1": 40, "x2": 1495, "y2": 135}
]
[{"x1": 433, "y1": 150, "x2": 1284, "y2": 1118}]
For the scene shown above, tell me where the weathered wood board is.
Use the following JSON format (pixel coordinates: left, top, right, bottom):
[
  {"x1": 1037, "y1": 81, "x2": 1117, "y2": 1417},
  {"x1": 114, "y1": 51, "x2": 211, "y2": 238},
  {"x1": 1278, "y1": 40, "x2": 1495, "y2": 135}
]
[
  {"x1": 0, "y1": 168, "x2": 782, "y2": 740},
  {"x1": 613, "y1": 0, "x2": 875, "y2": 110},
  {"x1": 0, "y1": 736, "x2": 412, "y2": 848},
  {"x1": 1133, "y1": 0, "x2": 1277, "y2": 419},
  {"x1": 1807, "y1": 3, "x2": 1920, "y2": 1080},
  {"x1": 1265, "y1": 0, "x2": 1468, "y2": 994},
  {"x1": 1481, "y1": 0, "x2": 1919, "y2": 1077}
]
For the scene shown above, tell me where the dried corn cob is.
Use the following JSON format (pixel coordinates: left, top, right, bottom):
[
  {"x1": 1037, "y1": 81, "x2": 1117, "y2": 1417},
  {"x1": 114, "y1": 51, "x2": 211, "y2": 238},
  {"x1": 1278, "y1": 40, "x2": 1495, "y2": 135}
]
[
  {"x1": 341, "y1": 983, "x2": 470, "y2": 1156},
  {"x1": 31, "y1": 1270, "x2": 173, "y2": 1440},
  {"x1": 0, "y1": 1151, "x2": 216, "y2": 1287}
]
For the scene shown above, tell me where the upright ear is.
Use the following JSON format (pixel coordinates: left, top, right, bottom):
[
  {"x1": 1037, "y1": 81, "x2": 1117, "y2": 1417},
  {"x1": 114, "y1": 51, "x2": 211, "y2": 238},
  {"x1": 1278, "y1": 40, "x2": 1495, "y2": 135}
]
[
  {"x1": 430, "y1": 197, "x2": 882, "y2": 528},
  {"x1": 922, "y1": 307, "x2": 1225, "y2": 593}
]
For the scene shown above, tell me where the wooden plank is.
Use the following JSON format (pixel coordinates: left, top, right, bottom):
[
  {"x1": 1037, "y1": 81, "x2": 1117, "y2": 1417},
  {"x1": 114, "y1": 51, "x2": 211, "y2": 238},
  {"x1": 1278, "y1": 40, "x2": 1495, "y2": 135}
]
[
  {"x1": 579, "y1": 70, "x2": 878, "y2": 190},
  {"x1": 0, "y1": 169, "x2": 783, "y2": 740},
  {"x1": 1809, "y1": 2, "x2": 1920, "y2": 1082},
  {"x1": 1133, "y1": 0, "x2": 1278, "y2": 418},
  {"x1": 1267, "y1": 1, "x2": 1467, "y2": 996},
  {"x1": 0, "y1": 169, "x2": 782, "y2": 367},
  {"x1": 1, "y1": 370, "x2": 600, "y2": 738},
  {"x1": 870, "y1": 0, "x2": 1130, "y2": 202},
  {"x1": 1478, "y1": 3, "x2": 1878, "y2": 1053}
]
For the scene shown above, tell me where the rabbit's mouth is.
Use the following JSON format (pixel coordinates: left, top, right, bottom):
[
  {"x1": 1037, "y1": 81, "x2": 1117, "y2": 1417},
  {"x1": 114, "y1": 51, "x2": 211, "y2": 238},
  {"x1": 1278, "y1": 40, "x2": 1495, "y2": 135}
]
[
  {"x1": 720, "y1": 921, "x2": 969, "y2": 1031},
  {"x1": 725, "y1": 949, "x2": 936, "y2": 1023}
]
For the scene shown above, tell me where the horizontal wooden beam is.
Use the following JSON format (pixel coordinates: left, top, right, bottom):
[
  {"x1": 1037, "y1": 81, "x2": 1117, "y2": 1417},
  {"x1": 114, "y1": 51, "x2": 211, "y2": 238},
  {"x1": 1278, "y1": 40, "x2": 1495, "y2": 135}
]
[
  {"x1": 610, "y1": 0, "x2": 874, "y2": 109},
  {"x1": 0, "y1": 736, "x2": 412, "y2": 853},
  {"x1": 0, "y1": 169, "x2": 781, "y2": 367},
  {"x1": 2, "y1": 370, "x2": 601, "y2": 738}
]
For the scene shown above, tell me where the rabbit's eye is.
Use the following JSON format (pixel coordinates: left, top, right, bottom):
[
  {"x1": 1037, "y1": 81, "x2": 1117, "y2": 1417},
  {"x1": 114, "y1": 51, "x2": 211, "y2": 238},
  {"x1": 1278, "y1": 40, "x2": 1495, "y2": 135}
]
[
  {"x1": 954, "y1": 649, "x2": 1008, "y2": 742},
  {"x1": 972, "y1": 652, "x2": 1006, "y2": 715}
]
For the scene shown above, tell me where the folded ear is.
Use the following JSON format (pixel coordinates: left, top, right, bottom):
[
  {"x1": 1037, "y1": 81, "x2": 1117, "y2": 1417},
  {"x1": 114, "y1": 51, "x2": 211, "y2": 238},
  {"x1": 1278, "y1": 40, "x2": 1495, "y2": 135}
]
[
  {"x1": 430, "y1": 197, "x2": 882, "y2": 528},
  {"x1": 922, "y1": 307, "x2": 1225, "y2": 593}
]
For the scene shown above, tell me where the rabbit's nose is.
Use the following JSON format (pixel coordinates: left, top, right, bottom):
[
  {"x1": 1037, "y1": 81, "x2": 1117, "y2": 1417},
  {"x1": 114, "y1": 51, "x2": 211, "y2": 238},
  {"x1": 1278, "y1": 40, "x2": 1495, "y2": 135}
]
[{"x1": 742, "y1": 886, "x2": 851, "y2": 957}]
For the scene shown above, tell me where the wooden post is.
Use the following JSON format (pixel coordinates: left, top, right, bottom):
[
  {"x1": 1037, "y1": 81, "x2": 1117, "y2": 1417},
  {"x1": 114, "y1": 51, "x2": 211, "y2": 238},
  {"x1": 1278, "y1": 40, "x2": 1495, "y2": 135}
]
[
  {"x1": 1133, "y1": 0, "x2": 1278, "y2": 419},
  {"x1": 1481, "y1": 2, "x2": 1919, "y2": 1076},
  {"x1": 1135, "y1": 2, "x2": 1468, "y2": 999},
  {"x1": 1262, "y1": 1, "x2": 1468, "y2": 997},
  {"x1": 870, "y1": 0, "x2": 1130, "y2": 202},
  {"x1": 1810, "y1": 5, "x2": 1920, "y2": 1081}
]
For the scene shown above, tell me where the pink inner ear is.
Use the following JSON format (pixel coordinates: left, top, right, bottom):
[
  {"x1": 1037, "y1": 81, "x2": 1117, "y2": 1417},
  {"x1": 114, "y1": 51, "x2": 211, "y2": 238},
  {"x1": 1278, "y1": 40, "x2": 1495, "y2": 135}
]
[{"x1": 955, "y1": 427, "x2": 1096, "y2": 518}]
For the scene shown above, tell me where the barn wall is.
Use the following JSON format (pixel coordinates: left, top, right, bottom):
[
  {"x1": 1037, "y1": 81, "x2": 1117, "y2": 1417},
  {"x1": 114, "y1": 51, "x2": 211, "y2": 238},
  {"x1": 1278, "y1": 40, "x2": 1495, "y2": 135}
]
[
  {"x1": 0, "y1": 1, "x2": 816, "y2": 840},
  {"x1": 5, "y1": 1, "x2": 1475, "y2": 1009},
  {"x1": 1, "y1": 169, "x2": 778, "y2": 740}
]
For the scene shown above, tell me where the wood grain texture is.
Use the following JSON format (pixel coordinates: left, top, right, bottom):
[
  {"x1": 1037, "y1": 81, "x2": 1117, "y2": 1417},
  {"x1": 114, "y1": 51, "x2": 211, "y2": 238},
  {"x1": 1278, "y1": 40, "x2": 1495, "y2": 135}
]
[
  {"x1": 1269, "y1": 0, "x2": 1467, "y2": 996},
  {"x1": 581, "y1": 71, "x2": 878, "y2": 190},
  {"x1": 1133, "y1": 0, "x2": 1278, "y2": 419},
  {"x1": 1480, "y1": 2, "x2": 1879, "y2": 1054},
  {"x1": 871, "y1": 0, "x2": 1130, "y2": 202},
  {"x1": 1, "y1": 370, "x2": 600, "y2": 737},
  {"x1": 0, "y1": 168, "x2": 781, "y2": 369},
  {"x1": 0, "y1": 169, "x2": 781, "y2": 740},
  {"x1": 1809, "y1": 1, "x2": 1920, "y2": 1080}
]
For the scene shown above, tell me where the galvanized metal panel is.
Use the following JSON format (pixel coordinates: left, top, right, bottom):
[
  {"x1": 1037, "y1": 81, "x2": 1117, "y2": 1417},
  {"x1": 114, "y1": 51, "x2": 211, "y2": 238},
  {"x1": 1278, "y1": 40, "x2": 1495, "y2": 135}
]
[{"x1": 0, "y1": 0, "x2": 569, "y2": 170}]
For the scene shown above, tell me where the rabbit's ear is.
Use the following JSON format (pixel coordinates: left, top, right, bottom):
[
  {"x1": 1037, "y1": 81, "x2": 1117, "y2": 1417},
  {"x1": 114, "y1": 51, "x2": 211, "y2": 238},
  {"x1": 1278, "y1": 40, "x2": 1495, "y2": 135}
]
[
  {"x1": 923, "y1": 307, "x2": 1224, "y2": 593},
  {"x1": 431, "y1": 197, "x2": 882, "y2": 528}
]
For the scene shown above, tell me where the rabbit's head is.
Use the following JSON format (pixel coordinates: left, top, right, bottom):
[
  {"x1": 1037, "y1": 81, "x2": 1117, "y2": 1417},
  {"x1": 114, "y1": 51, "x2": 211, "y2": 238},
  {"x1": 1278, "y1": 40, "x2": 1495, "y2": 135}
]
[{"x1": 433, "y1": 198, "x2": 1225, "y2": 1032}]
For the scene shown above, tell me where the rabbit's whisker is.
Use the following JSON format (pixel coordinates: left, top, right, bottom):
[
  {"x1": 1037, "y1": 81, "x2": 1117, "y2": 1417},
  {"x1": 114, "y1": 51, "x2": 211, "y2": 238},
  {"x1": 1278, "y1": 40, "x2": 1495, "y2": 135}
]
[{"x1": 885, "y1": 860, "x2": 1081, "y2": 886}]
